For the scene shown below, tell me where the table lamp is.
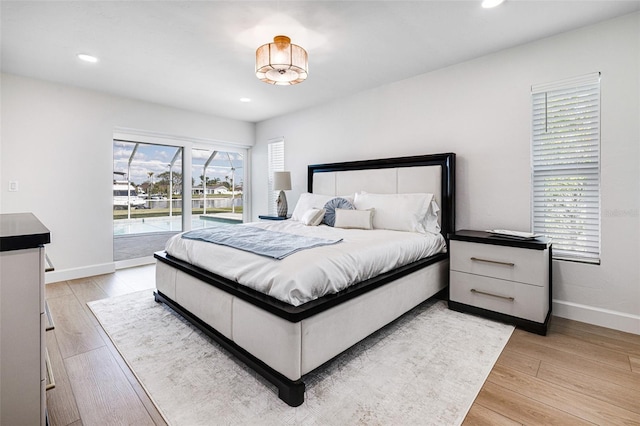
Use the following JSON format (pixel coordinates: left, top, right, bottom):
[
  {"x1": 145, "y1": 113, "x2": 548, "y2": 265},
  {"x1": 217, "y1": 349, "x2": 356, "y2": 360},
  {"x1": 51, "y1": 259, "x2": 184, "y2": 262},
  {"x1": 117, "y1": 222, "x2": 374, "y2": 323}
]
[{"x1": 273, "y1": 171, "x2": 292, "y2": 217}]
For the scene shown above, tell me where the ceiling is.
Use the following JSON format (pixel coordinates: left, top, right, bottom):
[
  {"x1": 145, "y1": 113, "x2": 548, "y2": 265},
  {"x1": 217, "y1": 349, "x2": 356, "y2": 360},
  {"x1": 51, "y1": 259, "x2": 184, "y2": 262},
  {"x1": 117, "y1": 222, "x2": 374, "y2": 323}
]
[{"x1": 2, "y1": 1, "x2": 639, "y2": 123}]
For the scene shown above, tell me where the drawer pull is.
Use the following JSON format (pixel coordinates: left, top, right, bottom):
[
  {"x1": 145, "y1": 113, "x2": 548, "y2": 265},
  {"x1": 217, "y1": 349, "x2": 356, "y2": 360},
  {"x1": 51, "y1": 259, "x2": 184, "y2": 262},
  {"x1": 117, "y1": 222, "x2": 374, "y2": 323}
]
[
  {"x1": 45, "y1": 300, "x2": 55, "y2": 331},
  {"x1": 470, "y1": 257, "x2": 515, "y2": 267},
  {"x1": 45, "y1": 349, "x2": 55, "y2": 391},
  {"x1": 470, "y1": 288, "x2": 515, "y2": 301}
]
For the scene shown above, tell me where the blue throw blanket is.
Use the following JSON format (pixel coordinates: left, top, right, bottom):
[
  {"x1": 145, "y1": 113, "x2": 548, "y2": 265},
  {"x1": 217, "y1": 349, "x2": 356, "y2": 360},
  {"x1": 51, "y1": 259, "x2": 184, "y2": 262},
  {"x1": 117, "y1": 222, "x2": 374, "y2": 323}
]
[{"x1": 181, "y1": 225, "x2": 343, "y2": 260}]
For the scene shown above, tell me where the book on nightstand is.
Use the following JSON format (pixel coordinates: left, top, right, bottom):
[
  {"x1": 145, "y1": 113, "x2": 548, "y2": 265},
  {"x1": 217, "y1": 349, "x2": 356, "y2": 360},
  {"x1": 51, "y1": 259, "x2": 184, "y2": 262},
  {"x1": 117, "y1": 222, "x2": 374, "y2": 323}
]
[{"x1": 486, "y1": 229, "x2": 541, "y2": 240}]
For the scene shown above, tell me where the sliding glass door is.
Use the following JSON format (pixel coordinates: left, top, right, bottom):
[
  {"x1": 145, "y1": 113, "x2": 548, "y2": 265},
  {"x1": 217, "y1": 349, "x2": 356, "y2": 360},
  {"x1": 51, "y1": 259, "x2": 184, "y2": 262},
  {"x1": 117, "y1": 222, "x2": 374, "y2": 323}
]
[
  {"x1": 191, "y1": 148, "x2": 244, "y2": 226},
  {"x1": 113, "y1": 140, "x2": 184, "y2": 261},
  {"x1": 113, "y1": 137, "x2": 248, "y2": 263}
]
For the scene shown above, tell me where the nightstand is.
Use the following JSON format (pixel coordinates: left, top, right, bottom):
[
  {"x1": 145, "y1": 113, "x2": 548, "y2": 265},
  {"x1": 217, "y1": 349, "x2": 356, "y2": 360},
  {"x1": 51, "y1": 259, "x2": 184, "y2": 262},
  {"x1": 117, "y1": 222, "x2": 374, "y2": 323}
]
[
  {"x1": 448, "y1": 230, "x2": 552, "y2": 335},
  {"x1": 258, "y1": 215, "x2": 289, "y2": 221}
]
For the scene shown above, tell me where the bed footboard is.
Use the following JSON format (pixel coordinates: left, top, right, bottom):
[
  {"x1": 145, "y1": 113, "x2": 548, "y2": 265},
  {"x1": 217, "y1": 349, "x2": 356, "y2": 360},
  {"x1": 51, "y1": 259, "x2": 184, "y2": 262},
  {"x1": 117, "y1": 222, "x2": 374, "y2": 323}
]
[
  {"x1": 154, "y1": 255, "x2": 448, "y2": 406},
  {"x1": 153, "y1": 290, "x2": 306, "y2": 407}
]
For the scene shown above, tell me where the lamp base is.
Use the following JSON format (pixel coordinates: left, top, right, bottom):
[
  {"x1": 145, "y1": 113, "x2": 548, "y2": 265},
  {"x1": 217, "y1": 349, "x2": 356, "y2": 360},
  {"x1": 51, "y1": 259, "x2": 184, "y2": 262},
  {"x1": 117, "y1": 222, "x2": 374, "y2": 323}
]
[{"x1": 277, "y1": 191, "x2": 288, "y2": 218}]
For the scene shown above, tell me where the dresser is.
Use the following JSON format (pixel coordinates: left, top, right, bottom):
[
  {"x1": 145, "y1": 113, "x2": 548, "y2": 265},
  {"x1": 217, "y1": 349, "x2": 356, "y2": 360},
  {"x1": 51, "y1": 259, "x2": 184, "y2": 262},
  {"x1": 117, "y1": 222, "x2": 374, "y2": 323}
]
[
  {"x1": 448, "y1": 230, "x2": 552, "y2": 335},
  {"x1": 0, "y1": 213, "x2": 50, "y2": 425}
]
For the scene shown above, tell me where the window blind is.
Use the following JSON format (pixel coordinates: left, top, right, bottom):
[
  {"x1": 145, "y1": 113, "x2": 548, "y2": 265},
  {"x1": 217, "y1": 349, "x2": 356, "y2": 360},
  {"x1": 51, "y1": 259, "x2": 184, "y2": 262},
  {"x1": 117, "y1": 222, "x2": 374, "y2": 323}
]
[
  {"x1": 531, "y1": 72, "x2": 601, "y2": 263},
  {"x1": 267, "y1": 139, "x2": 285, "y2": 215}
]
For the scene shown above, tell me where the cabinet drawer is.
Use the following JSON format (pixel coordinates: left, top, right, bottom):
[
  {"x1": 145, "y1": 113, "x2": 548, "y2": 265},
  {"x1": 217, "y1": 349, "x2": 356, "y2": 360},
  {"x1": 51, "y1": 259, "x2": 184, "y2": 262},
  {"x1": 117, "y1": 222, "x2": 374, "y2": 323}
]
[
  {"x1": 450, "y1": 271, "x2": 549, "y2": 323},
  {"x1": 450, "y1": 240, "x2": 549, "y2": 287}
]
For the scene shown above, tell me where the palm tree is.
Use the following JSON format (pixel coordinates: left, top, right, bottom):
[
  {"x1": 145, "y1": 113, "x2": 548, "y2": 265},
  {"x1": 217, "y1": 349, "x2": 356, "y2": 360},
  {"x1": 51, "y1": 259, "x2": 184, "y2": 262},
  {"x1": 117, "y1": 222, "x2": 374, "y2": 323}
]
[{"x1": 147, "y1": 172, "x2": 154, "y2": 194}]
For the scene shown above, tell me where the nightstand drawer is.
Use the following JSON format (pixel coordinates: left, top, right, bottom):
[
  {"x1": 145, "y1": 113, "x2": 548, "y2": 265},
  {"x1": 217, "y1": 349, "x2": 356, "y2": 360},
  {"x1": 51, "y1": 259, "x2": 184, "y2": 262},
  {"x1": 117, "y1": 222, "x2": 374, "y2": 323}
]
[
  {"x1": 450, "y1": 240, "x2": 548, "y2": 287},
  {"x1": 450, "y1": 271, "x2": 549, "y2": 323}
]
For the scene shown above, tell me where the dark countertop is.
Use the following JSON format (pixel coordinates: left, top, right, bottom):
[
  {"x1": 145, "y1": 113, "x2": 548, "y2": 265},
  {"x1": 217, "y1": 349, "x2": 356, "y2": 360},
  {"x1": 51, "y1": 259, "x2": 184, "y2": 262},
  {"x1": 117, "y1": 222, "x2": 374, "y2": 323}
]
[{"x1": 0, "y1": 213, "x2": 51, "y2": 252}]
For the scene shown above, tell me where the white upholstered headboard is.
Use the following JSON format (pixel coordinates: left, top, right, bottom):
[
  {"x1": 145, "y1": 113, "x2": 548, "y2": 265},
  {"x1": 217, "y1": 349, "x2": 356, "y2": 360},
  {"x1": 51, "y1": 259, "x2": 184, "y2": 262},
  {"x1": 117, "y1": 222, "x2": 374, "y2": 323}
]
[
  {"x1": 307, "y1": 154, "x2": 456, "y2": 238},
  {"x1": 311, "y1": 166, "x2": 442, "y2": 210}
]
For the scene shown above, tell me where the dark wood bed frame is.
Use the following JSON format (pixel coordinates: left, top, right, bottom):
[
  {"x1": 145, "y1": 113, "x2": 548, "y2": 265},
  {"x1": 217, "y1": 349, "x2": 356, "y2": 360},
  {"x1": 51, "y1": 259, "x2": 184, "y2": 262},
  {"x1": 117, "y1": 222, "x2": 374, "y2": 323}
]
[{"x1": 154, "y1": 152, "x2": 456, "y2": 406}]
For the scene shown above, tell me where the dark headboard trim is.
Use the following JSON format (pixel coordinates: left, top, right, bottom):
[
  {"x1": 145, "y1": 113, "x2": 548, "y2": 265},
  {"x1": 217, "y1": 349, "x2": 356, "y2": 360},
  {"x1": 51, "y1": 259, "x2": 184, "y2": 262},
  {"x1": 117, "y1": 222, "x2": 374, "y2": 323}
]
[{"x1": 307, "y1": 153, "x2": 456, "y2": 239}]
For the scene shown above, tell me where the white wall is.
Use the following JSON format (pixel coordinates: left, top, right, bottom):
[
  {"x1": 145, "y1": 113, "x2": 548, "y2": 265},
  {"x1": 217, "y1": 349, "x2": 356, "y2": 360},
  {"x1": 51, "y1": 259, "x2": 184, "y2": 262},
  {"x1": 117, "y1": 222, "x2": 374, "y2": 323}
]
[
  {"x1": 254, "y1": 13, "x2": 640, "y2": 333},
  {"x1": 1, "y1": 73, "x2": 255, "y2": 281}
]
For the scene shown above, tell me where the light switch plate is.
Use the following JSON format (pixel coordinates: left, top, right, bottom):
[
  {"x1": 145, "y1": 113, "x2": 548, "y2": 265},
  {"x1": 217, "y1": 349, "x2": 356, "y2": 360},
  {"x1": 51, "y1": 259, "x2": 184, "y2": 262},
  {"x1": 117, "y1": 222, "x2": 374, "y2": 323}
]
[{"x1": 9, "y1": 180, "x2": 18, "y2": 192}]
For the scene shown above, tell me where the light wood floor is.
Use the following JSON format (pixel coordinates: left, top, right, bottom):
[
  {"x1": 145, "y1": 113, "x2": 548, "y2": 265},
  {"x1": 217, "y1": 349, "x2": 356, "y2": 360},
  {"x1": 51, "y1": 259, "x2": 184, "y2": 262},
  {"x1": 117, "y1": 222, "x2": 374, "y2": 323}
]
[
  {"x1": 45, "y1": 264, "x2": 166, "y2": 426},
  {"x1": 45, "y1": 265, "x2": 640, "y2": 425}
]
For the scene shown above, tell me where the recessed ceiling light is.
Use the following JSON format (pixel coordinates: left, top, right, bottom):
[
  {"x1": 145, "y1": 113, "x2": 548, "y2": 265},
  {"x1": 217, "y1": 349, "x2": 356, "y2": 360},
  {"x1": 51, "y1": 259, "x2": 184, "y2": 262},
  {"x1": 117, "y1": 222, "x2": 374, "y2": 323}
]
[
  {"x1": 481, "y1": 0, "x2": 505, "y2": 8},
  {"x1": 77, "y1": 53, "x2": 98, "y2": 63},
  {"x1": 240, "y1": 97, "x2": 251, "y2": 103}
]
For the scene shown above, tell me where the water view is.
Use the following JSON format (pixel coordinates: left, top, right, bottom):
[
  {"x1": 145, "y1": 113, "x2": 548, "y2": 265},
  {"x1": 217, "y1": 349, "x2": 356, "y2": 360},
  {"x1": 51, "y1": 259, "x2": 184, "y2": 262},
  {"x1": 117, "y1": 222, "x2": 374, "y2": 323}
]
[{"x1": 113, "y1": 140, "x2": 245, "y2": 261}]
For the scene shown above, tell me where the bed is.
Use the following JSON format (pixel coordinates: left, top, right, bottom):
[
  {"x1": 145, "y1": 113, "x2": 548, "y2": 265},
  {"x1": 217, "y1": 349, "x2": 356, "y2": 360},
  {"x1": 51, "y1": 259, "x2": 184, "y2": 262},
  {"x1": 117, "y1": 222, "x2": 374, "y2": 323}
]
[{"x1": 154, "y1": 153, "x2": 456, "y2": 406}]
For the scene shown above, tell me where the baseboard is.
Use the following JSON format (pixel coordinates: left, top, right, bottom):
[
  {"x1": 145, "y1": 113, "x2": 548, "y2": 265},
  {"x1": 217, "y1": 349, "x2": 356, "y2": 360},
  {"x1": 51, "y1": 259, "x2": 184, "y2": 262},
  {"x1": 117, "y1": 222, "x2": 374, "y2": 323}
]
[
  {"x1": 44, "y1": 257, "x2": 156, "y2": 284},
  {"x1": 45, "y1": 262, "x2": 116, "y2": 284},
  {"x1": 552, "y1": 299, "x2": 640, "y2": 335},
  {"x1": 114, "y1": 256, "x2": 155, "y2": 270}
]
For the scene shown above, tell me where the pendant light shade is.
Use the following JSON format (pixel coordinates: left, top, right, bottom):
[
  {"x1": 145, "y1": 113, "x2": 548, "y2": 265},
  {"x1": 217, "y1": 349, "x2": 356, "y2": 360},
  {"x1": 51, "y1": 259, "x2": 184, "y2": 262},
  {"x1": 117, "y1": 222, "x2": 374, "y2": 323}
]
[{"x1": 256, "y1": 35, "x2": 308, "y2": 85}]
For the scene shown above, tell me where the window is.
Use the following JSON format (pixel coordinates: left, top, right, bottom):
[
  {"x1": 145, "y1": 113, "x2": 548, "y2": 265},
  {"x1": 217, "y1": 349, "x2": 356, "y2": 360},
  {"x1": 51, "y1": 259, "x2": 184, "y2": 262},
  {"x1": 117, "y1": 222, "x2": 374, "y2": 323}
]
[
  {"x1": 112, "y1": 131, "x2": 249, "y2": 265},
  {"x1": 531, "y1": 72, "x2": 601, "y2": 263},
  {"x1": 267, "y1": 139, "x2": 285, "y2": 215}
]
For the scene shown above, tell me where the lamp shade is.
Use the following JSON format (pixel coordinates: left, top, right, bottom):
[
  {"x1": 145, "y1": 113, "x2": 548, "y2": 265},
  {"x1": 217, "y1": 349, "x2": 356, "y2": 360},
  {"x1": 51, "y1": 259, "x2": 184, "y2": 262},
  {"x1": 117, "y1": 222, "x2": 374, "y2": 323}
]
[
  {"x1": 273, "y1": 171, "x2": 292, "y2": 191},
  {"x1": 256, "y1": 35, "x2": 308, "y2": 85}
]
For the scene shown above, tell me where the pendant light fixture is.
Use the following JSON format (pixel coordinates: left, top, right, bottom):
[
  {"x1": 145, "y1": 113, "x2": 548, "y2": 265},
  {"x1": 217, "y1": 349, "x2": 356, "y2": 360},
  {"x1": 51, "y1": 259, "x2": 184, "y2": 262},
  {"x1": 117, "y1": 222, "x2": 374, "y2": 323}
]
[{"x1": 256, "y1": 35, "x2": 308, "y2": 85}]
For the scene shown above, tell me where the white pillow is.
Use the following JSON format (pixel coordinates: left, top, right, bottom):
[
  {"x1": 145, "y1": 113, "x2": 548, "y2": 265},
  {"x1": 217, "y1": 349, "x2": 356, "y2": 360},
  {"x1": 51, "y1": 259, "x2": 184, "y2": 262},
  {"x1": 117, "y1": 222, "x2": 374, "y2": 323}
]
[
  {"x1": 300, "y1": 208, "x2": 326, "y2": 226},
  {"x1": 291, "y1": 193, "x2": 355, "y2": 222},
  {"x1": 291, "y1": 193, "x2": 334, "y2": 221},
  {"x1": 334, "y1": 209, "x2": 374, "y2": 230},
  {"x1": 354, "y1": 192, "x2": 434, "y2": 233},
  {"x1": 424, "y1": 198, "x2": 441, "y2": 234}
]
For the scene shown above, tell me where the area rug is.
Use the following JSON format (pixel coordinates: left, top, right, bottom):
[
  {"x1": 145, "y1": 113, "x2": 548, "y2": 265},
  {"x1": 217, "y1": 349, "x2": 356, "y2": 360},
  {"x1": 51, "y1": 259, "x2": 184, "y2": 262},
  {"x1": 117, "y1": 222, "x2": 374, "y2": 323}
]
[{"x1": 88, "y1": 291, "x2": 514, "y2": 425}]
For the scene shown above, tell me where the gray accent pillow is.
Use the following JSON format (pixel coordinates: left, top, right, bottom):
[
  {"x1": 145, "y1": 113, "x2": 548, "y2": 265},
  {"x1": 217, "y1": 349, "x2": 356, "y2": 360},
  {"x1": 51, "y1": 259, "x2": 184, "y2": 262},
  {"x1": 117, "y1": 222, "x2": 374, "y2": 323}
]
[{"x1": 323, "y1": 197, "x2": 355, "y2": 226}]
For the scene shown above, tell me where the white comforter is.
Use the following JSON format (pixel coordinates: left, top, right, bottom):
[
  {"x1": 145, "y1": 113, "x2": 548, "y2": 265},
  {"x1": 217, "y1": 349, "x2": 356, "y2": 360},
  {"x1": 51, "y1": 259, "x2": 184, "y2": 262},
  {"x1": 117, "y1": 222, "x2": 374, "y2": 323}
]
[{"x1": 164, "y1": 220, "x2": 447, "y2": 306}]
